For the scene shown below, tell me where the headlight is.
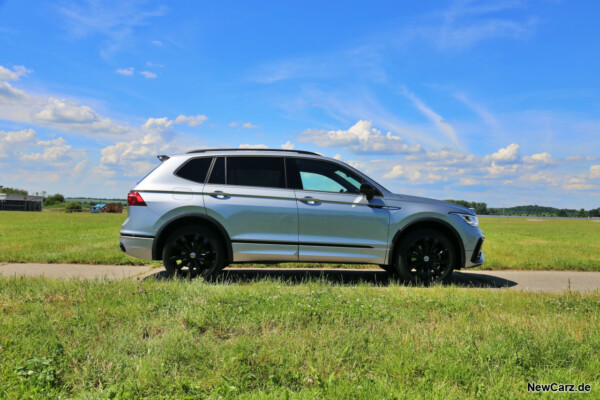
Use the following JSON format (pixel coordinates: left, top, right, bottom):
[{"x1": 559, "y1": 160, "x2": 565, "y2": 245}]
[{"x1": 450, "y1": 212, "x2": 479, "y2": 227}]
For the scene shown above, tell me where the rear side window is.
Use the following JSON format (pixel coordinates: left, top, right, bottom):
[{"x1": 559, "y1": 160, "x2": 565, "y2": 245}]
[
  {"x1": 175, "y1": 157, "x2": 212, "y2": 183},
  {"x1": 227, "y1": 156, "x2": 286, "y2": 188},
  {"x1": 208, "y1": 157, "x2": 225, "y2": 184}
]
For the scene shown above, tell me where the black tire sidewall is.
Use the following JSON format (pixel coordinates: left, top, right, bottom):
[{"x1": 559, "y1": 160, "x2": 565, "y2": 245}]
[
  {"x1": 395, "y1": 228, "x2": 455, "y2": 283},
  {"x1": 162, "y1": 224, "x2": 225, "y2": 279}
]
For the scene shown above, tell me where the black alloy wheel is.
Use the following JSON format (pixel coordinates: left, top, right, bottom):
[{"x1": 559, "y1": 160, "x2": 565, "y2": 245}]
[
  {"x1": 395, "y1": 228, "x2": 455, "y2": 283},
  {"x1": 162, "y1": 225, "x2": 224, "y2": 280}
]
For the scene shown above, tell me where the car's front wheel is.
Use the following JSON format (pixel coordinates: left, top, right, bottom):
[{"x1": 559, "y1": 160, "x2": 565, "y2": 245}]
[
  {"x1": 395, "y1": 228, "x2": 455, "y2": 283},
  {"x1": 162, "y1": 225, "x2": 224, "y2": 280}
]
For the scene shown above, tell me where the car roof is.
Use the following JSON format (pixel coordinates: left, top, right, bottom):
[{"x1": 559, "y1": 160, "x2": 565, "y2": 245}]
[{"x1": 184, "y1": 148, "x2": 321, "y2": 156}]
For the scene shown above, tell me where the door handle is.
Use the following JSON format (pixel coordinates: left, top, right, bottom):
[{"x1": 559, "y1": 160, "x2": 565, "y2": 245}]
[
  {"x1": 211, "y1": 191, "x2": 228, "y2": 199},
  {"x1": 301, "y1": 196, "x2": 317, "y2": 205}
]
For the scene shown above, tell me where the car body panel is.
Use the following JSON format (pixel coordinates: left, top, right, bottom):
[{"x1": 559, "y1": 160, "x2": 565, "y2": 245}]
[
  {"x1": 295, "y1": 190, "x2": 389, "y2": 264},
  {"x1": 203, "y1": 183, "x2": 299, "y2": 262}
]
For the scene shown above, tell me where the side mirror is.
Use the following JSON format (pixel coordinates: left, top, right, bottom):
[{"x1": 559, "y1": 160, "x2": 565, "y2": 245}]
[{"x1": 360, "y1": 182, "x2": 376, "y2": 200}]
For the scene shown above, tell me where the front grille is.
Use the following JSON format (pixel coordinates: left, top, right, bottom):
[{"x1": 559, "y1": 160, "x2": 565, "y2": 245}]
[{"x1": 471, "y1": 238, "x2": 484, "y2": 262}]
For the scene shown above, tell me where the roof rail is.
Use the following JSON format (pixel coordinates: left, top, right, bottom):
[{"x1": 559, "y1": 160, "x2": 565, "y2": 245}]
[{"x1": 185, "y1": 148, "x2": 320, "y2": 156}]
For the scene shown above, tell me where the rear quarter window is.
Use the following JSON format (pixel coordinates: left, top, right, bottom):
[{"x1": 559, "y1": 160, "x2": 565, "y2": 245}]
[{"x1": 175, "y1": 157, "x2": 212, "y2": 184}]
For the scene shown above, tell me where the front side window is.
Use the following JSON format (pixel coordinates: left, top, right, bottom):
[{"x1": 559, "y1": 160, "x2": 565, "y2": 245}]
[
  {"x1": 295, "y1": 158, "x2": 363, "y2": 193},
  {"x1": 175, "y1": 157, "x2": 212, "y2": 184},
  {"x1": 226, "y1": 156, "x2": 286, "y2": 188}
]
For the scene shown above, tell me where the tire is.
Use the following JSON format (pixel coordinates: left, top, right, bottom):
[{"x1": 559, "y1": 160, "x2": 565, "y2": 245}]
[
  {"x1": 162, "y1": 225, "x2": 225, "y2": 280},
  {"x1": 394, "y1": 228, "x2": 455, "y2": 284}
]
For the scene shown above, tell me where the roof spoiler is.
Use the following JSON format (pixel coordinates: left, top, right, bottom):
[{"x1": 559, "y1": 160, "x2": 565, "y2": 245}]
[{"x1": 157, "y1": 155, "x2": 170, "y2": 162}]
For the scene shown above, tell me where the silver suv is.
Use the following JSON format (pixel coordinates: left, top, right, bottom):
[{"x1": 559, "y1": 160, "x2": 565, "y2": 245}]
[{"x1": 120, "y1": 149, "x2": 484, "y2": 282}]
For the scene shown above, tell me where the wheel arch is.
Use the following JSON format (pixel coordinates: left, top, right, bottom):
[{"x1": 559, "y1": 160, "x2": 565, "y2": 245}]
[
  {"x1": 390, "y1": 218, "x2": 465, "y2": 269},
  {"x1": 152, "y1": 213, "x2": 233, "y2": 263}
]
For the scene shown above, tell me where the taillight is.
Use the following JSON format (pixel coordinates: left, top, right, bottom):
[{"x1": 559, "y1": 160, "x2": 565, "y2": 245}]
[{"x1": 127, "y1": 191, "x2": 146, "y2": 206}]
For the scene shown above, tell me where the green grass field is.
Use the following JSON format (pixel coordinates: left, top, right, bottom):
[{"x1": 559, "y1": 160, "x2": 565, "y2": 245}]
[
  {"x1": 0, "y1": 211, "x2": 599, "y2": 270},
  {"x1": 1, "y1": 277, "x2": 598, "y2": 399}
]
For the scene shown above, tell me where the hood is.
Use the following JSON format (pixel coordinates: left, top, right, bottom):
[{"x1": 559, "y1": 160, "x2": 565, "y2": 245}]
[{"x1": 385, "y1": 193, "x2": 474, "y2": 214}]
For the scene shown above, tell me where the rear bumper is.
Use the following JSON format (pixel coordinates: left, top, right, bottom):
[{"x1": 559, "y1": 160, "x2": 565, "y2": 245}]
[{"x1": 119, "y1": 234, "x2": 154, "y2": 260}]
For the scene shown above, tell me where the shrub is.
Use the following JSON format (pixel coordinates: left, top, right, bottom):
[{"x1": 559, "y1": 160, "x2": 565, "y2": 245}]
[{"x1": 65, "y1": 201, "x2": 82, "y2": 210}]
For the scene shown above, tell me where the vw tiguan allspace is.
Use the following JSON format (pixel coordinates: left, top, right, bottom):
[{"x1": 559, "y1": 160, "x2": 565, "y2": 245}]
[{"x1": 120, "y1": 149, "x2": 484, "y2": 282}]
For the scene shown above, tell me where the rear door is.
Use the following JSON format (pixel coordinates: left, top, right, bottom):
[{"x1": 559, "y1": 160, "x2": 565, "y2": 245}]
[
  {"x1": 203, "y1": 156, "x2": 299, "y2": 262},
  {"x1": 289, "y1": 157, "x2": 389, "y2": 264}
]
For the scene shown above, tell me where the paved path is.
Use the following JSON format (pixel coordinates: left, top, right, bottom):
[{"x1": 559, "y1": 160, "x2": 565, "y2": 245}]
[{"x1": 1, "y1": 264, "x2": 600, "y2": 293}]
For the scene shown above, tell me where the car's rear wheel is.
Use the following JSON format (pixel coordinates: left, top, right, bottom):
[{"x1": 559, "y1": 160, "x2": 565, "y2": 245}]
[
  {"x1": 162, "y1": 225, "x2": 224, "y2": 280},
  {"x1": 395, "y1": 228, "x2": 455, "y2": 284}
]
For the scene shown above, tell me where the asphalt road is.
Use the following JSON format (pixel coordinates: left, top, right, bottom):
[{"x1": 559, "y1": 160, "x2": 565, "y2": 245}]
[{"x1": 1, "y1": 263, "x2": 599, "y2": 293}]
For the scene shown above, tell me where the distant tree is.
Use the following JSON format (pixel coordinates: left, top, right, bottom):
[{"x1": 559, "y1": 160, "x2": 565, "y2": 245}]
[
  {"x1": 1, "y1": 187, "x2": 28, "y2": 195},
  {"x1": 445, "y1": 200, "x2": 488, "y2": 215},
  {"x1": 556, "y1": 209, "x2": 568, "y2": 217},
  {"x1": 65, "y1": 201, "x2": 82, "y2": 210},
  {"x1": 589, "y1": 208, "x2": 600, "y2": 218},
  {"x1": 575, "y1": 208, "x2": 587, "y2": 218},
  {"x1": 44, "y1": 193, "x2": 65, "y2": 206}
]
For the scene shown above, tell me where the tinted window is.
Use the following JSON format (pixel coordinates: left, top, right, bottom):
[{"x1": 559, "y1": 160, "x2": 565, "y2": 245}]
[
  {"x1": 296, "y1": 158, "x2": 363, "y2": 193},
  {"x1": 227, "y1": 156, "x2": 286, "y2": 188},
  {"x1": 175, "y1": 157, "x2": 212, "y2": 184},
  {"x1": 208, "y1": 157, "x2": 225, "y2": 184}
]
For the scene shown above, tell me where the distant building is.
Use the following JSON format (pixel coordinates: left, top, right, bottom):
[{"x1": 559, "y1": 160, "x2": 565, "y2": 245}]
[{"x1": 0, "y1": 186, "x2": 43, "y2": 211}]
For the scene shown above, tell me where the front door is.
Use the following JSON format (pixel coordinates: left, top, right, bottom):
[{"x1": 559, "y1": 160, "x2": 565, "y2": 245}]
[{"x1": 290, "y1": 158, "x2": 389, "y2": 264}]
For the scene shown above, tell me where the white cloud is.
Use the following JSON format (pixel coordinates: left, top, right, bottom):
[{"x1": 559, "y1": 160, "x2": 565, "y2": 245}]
[
  {"x1": 402, "y1": 88, "x2": 459, "y2": 146},
  {"x1": 0, "y1": 128, "x2": 88, "y2": 184},
  {"x1": 151, "y1": 40, "x2": 163, "y2": 46},
  {"x1": 21, "y1": 138, "x2": 72, "y2": 163},
  {"x1": 239, "y1": 144, "x2": 268, "y2": 149},
  {"x1": 34, "y1": 98, "x2": 97, "y2": 123},
  {"x1": 484, "y1": 143, "x2": 520, "y2": 164},
  {"x1": 281, "y1": 141, "x2": 294, "y2": 150},
  {"x1": 523, "y1": 152, "x2": 553, "y2": 164},
  {"x1": 590, "y1": 165, "x2": 600, "y2": 179},
  {"x1": 459, "y1": 178, "x2": 479, "y2": 186},
  {"x1": 242, "y1": 122, "x2": 257, "y2": 129},
  {"x1": 140, "y1": 71, "x2": 157, "y2": 79},
  {"x1": 141, "y1": 117, "x2": 173, "y2": 134},
  {"x1": 0, "y1": 65, "x2": 32, "y2": 81},
  {"x1": 58, "y1": 2, "x2": 168, "y2": 57},
  {"x1": 0, "y1": 81, "x2": 28, "y2": 102},
  {"x1": 101, "y1": 132, "x2": 164, "y2": 168},
  {"x1": 173, "y1": 114, "x2": 208, "y2": 127},
  {"x1": 32, "y1": 97, "x2": 128, "y2": 134},
  {"x1": 116, "y1": 67, "x2": 134, "y2": 76},
  {"x1": 229, "y1": 122, "x2": 238, "y2": 127},
  {"x1": 299, "y1": 120, "x2": 422, "y2": 155},
  {"x1": 383, "y1": 165, "x2": 404, "y2": 179},
  {"x1": 0, "y1": 129, "x2": 37, "y2": 157}
]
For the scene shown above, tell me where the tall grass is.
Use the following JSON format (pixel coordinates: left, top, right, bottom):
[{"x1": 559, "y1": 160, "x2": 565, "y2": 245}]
[{"x1": 1, "y1": 277, "x2": 598, "y2": 399}]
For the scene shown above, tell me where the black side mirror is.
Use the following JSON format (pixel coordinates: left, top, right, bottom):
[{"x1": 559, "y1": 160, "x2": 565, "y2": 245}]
[{"x1": 360, "y1": 182, "x2": 376, "y2": 200}]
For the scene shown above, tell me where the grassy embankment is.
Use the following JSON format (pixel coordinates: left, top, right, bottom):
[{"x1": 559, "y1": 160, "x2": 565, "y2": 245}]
[
  {"x1": 1, "y1": 277, "x2": 598, "y2": 399},
  {"x1": 0, "y1": 211, "x2": 599, "y2": 270}
]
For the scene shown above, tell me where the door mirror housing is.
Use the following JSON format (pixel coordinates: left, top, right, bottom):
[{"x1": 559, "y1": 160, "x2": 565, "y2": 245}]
[{"x1": 360, "y1": 182, "x2": 377, "y2": 200}]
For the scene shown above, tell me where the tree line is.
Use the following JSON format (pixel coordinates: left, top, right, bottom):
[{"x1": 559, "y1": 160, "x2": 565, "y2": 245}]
[{"x1": 446, "y1": 200, "x2": 600, "y2": 218}]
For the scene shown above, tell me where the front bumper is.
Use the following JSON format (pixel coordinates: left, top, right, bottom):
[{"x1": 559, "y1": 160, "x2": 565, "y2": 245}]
[
  {"x1": 119, "y1": 234, "x2": 154, "y2": 260},
  {"x1": 464, "y1": 237, "x2": 484, "y2": 268}
]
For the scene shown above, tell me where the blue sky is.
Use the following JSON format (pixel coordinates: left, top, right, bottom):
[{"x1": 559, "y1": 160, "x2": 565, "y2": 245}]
[{"x1": 1, "y1": 0, "x2": 599, "y2": 208}]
